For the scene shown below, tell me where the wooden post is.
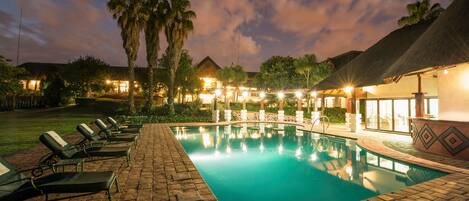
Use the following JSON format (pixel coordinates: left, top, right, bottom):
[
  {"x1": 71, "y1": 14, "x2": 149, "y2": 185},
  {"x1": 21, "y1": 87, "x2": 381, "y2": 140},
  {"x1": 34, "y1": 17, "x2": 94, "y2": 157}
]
[
  {"x1": 279, "y1": 99, "x2": 284, "y2": 110},
  {"x1": 260, "y1": 99, "x2": 264, "y2": 110},
  {"x1": 414, "y1": 74, "x2": 425, "y2": 118},
  {"x1": 297, "y1": 97, "x2": 302, "y2": 111}
]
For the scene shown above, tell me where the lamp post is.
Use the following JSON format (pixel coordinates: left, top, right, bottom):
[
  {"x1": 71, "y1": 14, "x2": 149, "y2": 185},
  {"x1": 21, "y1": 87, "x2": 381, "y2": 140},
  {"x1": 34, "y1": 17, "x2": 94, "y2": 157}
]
[
  {"x1": 241, "y1": 91, "x2": 249, "y2": 121},
  {"x1": 259, "y1": 92, "x2": 266, "y2": 121},
  {"x1": 213, "y1": 89, "x2": 222, "y2": 122},
  {"x1": 295, "y1": 91, "x2": 304, "y2": 123},
  {"x1": 277, "y1": 91, "x2": 285, "y2": 122}
]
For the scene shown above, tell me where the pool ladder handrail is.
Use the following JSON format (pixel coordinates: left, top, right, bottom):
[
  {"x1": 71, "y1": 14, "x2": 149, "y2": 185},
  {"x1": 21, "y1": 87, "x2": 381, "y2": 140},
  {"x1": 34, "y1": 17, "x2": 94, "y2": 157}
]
[{"x1": 311, "y1": 116, "x2": 330, "y2": 134}]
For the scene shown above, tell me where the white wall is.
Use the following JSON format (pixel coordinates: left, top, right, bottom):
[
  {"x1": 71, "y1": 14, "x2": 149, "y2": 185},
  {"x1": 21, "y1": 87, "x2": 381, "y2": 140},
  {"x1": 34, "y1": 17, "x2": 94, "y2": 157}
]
[
  {"x1": 438, "y1": 63, "x2": 469, "y2": 121},
  {"x1": 365, "y1": 74, "x2": 438, "y2": 99}
]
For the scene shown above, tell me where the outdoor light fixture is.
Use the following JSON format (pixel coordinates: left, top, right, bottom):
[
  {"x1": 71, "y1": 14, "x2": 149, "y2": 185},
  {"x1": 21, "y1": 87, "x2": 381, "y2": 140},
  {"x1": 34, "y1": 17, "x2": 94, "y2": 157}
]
[
  {"x1": 344, "y1": 86, "x2": 354, "y2": 93},
  {"x1": 295, "y1": 91, "x2": 303, "y2": 98},
  {"x1": 443, "y1": 69, "x2": 449, "y2": 75},
  {"x1": 310, "y1": 91, "x2": 317, "y2": 97},
  {"x1": 259, "y1": 91, "x2": 266, "y2": 98},
  {"x1": 242, "y1": 91, "x2": 249, "y2": 98},
  {"x1": 105, "y1": 80, "x2": 111, "y2": 84},
  {"x1": 277, "y1": 91, "x2": 285, "y2": 99},
  {"x1": 214, "y1": 89, "x2": 222, "y2": 96}
]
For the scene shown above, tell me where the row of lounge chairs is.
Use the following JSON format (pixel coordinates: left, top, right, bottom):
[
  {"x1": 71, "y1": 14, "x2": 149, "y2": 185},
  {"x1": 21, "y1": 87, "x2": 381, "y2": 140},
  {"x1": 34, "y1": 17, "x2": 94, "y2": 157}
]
[{"x1": 0, "y1": 117, "x2": 143, "y2": 201}]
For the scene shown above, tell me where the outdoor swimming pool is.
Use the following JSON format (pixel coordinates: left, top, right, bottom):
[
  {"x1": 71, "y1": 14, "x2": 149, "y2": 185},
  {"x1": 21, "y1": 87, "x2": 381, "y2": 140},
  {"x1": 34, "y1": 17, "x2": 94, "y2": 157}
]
[{"x1": 172, "y1": 123, "x2": 446, "y2": 201}]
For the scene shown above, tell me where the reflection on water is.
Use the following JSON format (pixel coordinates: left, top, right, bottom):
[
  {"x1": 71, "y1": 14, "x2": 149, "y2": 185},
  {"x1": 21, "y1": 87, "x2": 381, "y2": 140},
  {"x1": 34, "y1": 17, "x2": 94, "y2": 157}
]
[{"x1": 173, "y1": 123, "x2": 446, "y2": 201}]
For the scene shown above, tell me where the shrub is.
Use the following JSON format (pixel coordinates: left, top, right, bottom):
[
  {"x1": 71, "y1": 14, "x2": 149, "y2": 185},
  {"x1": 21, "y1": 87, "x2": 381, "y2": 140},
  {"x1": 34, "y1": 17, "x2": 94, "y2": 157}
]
[
  {"x1": 322, "y1": 107, "x2": 346, "y2": 123},
  {"x1": 43, "y1": 77, "x2": 72, "y2": 107}
]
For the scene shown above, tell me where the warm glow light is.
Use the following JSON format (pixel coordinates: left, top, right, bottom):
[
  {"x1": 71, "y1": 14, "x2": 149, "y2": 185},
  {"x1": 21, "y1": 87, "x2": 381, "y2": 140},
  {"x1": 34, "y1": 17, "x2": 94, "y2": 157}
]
[
  {"x1": 310, "y1": 91, "x2": 317, "y2": 97},
  {"x1": 443, "y1": 69, "x2": 449, "y2": 75},
  {"x1": 344, "y1": 86, "x2": 354, "y2": 93},
  {"x1": 363, "y1": 86, "x2": 375, "y2": 93},
  {"x1": 226, "y1": 146, "x2": 232, "y2": 154},
  {"x1": 214, "y1": 89, "x2": 222, "y2": 96},
  {"x1": 105, "y1": 80, "x2": 111, "y2": 84},
  {"x1": 295, "y1": 147, "x2": 302, "y2": 157},
  {"x1": 227, "y1": 91, "x2": 233, "y2": 97},
  {"x1": 242, "y1": 91, "x2": 249, "y2": 98},
  {"x1": 277, "y1": 91, "x2": 285, "y2": 99},
  {"x1": 259, "y1": 143, "x2": 265, "y2": 152},
  {"x1": 259, "y1": 91, "x2": 266, "y2": 98},
  {"x1": 295, "y1": 91, "x2": 303, "y2": 98}
]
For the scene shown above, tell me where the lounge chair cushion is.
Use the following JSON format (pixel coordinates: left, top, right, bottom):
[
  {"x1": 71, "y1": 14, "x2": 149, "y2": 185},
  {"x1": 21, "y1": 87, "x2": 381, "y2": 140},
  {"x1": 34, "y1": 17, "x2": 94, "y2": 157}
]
[
  {"x1": 77, "y1": 124, "x2": 101, "y2": 142},
  {"x1": 34, "y1": 171, "x2": 116, "y2": 193},
  {"x1": 95, "y1": 119, "x2": 108, "y2": 130},
  {"x1": 0, "y1": 163, "x2": 9, "y2": 176},
  {"x1": 39, "y1": 132, "x2": 78, "y2": 159},
  {"x1": 46, "y1": 131, "x2": 68, "y2": 147}
]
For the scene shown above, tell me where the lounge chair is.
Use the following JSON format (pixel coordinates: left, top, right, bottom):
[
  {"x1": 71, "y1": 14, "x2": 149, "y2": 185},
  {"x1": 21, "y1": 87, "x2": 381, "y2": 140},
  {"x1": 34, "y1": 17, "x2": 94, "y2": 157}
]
[
  {"x1": 0, "y1": 157, "x2": 119, "y2": 201},
  {"x1": 106, "y1": 117, "x2": 143, "y2": 133},
  {"x1": 39, "y1": 131, "x2": 131, "y2": 166},
  {"x1": 77, "y1": 123, "x2": 137, "y2": 145}
]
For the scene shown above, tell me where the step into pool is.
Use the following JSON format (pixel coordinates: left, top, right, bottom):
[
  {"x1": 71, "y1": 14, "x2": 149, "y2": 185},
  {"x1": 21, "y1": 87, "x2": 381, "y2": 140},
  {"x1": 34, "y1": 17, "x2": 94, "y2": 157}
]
[{"x1": 172, "y1": 123, "x2": 446, "y2": 201}]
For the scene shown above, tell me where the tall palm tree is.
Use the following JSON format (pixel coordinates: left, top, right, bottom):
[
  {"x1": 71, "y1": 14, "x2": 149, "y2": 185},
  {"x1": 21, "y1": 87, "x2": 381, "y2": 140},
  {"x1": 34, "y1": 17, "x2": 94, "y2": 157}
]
[
  {"x1": 217, "y1": 67, "x2": 234, "y2": 110},
  {"x1": 162, "y1": 0, "x2": 196, "y2": 115},
  {"x1": 143, "y1": 0, "x2": 165, "y2": 112},
  {"x1": 231, "y1": 65, "x2": 247, "y2": 102},
  {"x1": 398, "y1": 0, "x2": 444, "y2": 27},
  {"x1": 107, "y1": 0, "x2": 146, "y2": 114}
]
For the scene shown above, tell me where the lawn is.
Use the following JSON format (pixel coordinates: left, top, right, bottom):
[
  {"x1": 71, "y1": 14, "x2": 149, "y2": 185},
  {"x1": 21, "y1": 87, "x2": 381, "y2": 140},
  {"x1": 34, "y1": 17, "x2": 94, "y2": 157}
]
[{"x1": 0, "y1": 99, "x2": 126, "y2": 156}]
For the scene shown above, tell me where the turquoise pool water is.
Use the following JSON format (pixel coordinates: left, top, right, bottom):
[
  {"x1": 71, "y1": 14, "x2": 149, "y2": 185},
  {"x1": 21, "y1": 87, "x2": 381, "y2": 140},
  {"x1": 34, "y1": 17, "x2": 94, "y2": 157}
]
[{"x1": 172, "y1": 123, "x2": 446, "y2": 201}]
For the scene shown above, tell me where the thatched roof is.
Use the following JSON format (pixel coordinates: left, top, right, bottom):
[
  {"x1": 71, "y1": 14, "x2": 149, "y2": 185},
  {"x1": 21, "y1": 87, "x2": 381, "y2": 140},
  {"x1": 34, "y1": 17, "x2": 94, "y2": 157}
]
[
  {"x1": 313, "y1": 20, "x2": 433, "y2": 91},
  {"x1": 324, "y1": 50, "x2": 362, "y2": 71},
  {"x1": 383, "y1": 0, "x2": 469, "y2": 78}
]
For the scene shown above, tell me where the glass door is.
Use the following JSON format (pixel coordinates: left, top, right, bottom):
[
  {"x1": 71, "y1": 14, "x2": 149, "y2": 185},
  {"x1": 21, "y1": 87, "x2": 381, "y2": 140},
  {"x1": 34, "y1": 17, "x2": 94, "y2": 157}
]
[
  {"x1": 393, "y1": 100, "x2": 409, "y2": 132},
  {"x1": 379, "y1": 100, "x2": 393, "y2": 131},
  {"x1": 366, "y1": 100, "x2": 378, "y2": 129}
]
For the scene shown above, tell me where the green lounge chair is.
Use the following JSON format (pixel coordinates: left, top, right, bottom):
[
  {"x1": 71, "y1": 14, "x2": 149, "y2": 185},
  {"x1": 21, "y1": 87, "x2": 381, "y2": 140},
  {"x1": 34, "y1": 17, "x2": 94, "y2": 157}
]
[
  {"x1": 39, "y1": 131, "x2": 131, "y2": 166},
  {"x1": 90, "y1": 121, "x2": 139, "y2": 143},
  {"x1": 77, "y1": 123, "x2": 136, "y2": 144},
  {"x1": 106, "y1": 117, "x2": 143, "y2": 133},
  {"x1": 0, "y1": 158, "x2": 119, "y2": 201}
]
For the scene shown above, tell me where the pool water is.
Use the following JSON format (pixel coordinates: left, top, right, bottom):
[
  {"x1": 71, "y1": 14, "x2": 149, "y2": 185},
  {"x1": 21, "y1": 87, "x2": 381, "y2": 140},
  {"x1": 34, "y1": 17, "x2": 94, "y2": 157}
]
[{"x1": 172, "y1": 123, "x2": 446, "y2": 201}]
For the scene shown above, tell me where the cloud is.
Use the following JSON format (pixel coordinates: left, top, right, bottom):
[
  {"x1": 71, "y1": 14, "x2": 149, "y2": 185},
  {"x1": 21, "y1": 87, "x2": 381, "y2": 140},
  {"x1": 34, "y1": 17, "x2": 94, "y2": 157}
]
[
  {"x1": 269, "y1": 0, "x2": 447, "y2": 59},
  {"x1": 258, "y1": 35, "x2": 280, "y2": 42},
  {"x1": 187, "y1": 0, "x2": 261, "y2": 69}
]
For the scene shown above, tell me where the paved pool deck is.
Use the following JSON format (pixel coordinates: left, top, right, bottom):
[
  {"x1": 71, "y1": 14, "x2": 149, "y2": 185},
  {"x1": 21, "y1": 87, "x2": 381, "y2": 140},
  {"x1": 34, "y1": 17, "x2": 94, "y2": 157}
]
[{"x1": 4, "y1": 122, "x2": 469, "y2": 201}]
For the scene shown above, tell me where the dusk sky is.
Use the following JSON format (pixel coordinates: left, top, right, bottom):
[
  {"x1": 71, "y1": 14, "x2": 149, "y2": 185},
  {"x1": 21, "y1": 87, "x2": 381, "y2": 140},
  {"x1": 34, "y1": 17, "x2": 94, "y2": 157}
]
[{"x1": 0, "y1": 0, "x2": 450, "y2": 72}]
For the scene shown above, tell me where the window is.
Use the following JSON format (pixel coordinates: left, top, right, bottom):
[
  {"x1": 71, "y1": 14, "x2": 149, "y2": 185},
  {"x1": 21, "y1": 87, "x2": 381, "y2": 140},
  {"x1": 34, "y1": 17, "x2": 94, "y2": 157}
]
[
  {"x1": 379, "y1": 100, "x2": 393, "y2": 131},
  {"x1": 366, "y1": 100, "x2": 378, "y2": 129},
  {"x1": 428, "y1": 99, "x2": 439, "y2": 118},
  {"x1": 394, "y1": 100, "x2": 409, "y2": 132}
]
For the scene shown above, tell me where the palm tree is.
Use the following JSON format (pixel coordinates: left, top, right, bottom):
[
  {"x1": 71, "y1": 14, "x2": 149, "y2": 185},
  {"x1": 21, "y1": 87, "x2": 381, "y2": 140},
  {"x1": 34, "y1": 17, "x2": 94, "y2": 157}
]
[
  {"x1": 143, "y1": 0, "x2": 165, "y2": 112},
  {"x1": 231, "y1": 65, "x2": 247, "y2": 102},
  {"x1": 217, "y1": 67, "x2": 235, "y2": 110},
  {"x1": 107, "y1": 0, "x2": 146, "y2": 114},
  {"x1": 398, "y1": 0, "x2": 444, "y2": 27},
  {"x1": 162, "y1": 0, "x2": 196, "y2": 115}
]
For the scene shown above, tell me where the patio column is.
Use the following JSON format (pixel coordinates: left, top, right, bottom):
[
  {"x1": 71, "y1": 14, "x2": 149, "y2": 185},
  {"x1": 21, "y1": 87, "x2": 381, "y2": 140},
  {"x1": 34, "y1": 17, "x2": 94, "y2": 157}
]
[
  {"x1": 259, "y1": 92, "x2": 266, "y2": 121},
  {"x1": 277, "y1": 92, "x2": 285, "y2": 122},
  {"x1": 346, "y1": 87, "x2": 361, "y2": 133},
  {"x1": 224, "y1": 90, "x2": 232, "y2": 122},
  {"x1": 296, "y1": 91, "x2": 304, "y2": 123},
  {"x1": 414, "y1": 74, "x2": 425, "y2": 118},
  {"x1": 311, "y1": 92, "x2": 321, "y2": 126},
  {"x1": 240, "y1": 91, "x2": 248, "y2": 121}
]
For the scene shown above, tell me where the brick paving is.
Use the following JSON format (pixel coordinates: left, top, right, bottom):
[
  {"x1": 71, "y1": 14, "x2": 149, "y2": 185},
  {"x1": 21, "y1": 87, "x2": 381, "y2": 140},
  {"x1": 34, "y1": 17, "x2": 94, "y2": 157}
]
[{"x1": 4, "y1": 124, "x2": 216, "y2": 201}]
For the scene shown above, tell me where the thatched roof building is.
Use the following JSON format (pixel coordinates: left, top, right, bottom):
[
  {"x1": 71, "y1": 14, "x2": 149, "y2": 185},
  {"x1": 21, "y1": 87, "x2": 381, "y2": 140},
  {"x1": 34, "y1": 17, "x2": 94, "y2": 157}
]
[
  {"x1": 383, "y1": 0, "x2": 469, "y2": 78},
  {"x1": 313, "y1": 20, "x2": 434, "y2": 91}
]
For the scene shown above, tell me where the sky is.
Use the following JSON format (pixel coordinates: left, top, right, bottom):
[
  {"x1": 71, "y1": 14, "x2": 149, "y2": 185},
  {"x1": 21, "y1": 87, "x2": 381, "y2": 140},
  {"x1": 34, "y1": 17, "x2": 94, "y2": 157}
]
[{"x1": 0, "y1": 0, "x2": 450, "y2": 72}]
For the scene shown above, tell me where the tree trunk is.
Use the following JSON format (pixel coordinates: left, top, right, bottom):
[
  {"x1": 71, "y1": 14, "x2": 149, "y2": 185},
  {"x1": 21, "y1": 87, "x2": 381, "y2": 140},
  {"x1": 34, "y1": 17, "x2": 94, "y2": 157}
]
[
  {"x1": 145, "y1": 63, "x2": 154, "y2": 113},
  {"x1": 168, "y1": 44, "x2": 183, "y2": 115},
  {"x1": 168, "y1": 67, "x2": 176, "y2": 115},
  {"x1": 128, "y1": 58, "x2": 136, "y2": 115}
]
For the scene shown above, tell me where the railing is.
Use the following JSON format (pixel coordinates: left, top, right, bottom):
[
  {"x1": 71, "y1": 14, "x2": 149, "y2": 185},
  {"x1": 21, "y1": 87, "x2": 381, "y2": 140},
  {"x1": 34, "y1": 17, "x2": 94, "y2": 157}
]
[
  {"x1": 311, "y1": 116, "x2": 330, "y2": 134},
  {"x1": 0, "y1": 95, "x2": 46, "y2": 111},
  {"x1": 231, "y1": 111, "x2": 308, "y2": 123}
]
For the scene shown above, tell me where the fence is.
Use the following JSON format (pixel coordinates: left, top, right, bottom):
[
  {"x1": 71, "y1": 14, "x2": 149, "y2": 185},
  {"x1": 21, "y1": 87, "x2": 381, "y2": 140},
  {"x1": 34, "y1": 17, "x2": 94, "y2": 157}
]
[{"x1": 0, "y1": 96, "x2": 46, "y2": 111}]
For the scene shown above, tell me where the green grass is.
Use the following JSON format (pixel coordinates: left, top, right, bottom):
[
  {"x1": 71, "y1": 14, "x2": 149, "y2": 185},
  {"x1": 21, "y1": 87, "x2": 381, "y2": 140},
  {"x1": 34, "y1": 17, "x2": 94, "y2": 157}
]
[{"x1": 0, "y1": 99, "x2": 126, "y2": 156}]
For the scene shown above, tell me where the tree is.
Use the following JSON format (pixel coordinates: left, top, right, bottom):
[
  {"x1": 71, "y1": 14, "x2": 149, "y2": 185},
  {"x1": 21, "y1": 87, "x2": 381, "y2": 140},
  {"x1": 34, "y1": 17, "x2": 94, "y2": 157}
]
[
  {"x1": 162, "y1": 0, "x2": 196, "y2": 115},
  {"x1": 230, "y1": 64, "x2": 247, "y2": 102},
  {"x1": 62, "y1": 56, "x2": 109, "y2": 97},
  {"x1": 217, "y1": 67, "x2": 235, "y2": 109},
  {"x1": 143, "y1": 0, "x2": 165, "y2": 112},
  {"x1": 108, "y1": 0, "x2": 146, "y2": 115},
  {"x1": 174, "y1": 50, "x2": 200, "y2": 104},
  {"x1": 294, "y1": 54, "x2": 333, "y2": 112},
  {"x1": 257, "y1": 56, "x2": 300, "y2": 90},
  {"x1": 0, "y1": 55, "x2": 24, "y2": 110},
  {"x1": 398, "y1": 0, "x2": 444, "y2": 27}
]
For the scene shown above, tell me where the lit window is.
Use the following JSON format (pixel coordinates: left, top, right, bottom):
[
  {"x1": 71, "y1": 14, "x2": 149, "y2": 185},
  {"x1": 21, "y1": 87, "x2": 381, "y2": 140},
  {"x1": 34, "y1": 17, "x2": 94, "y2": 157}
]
[
  {"x1": 379, "y1": 157, "x2": 393, "y2": 170},
  {"x1": 366, "y1": 152, "x2": 378, "y2": 166}
]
